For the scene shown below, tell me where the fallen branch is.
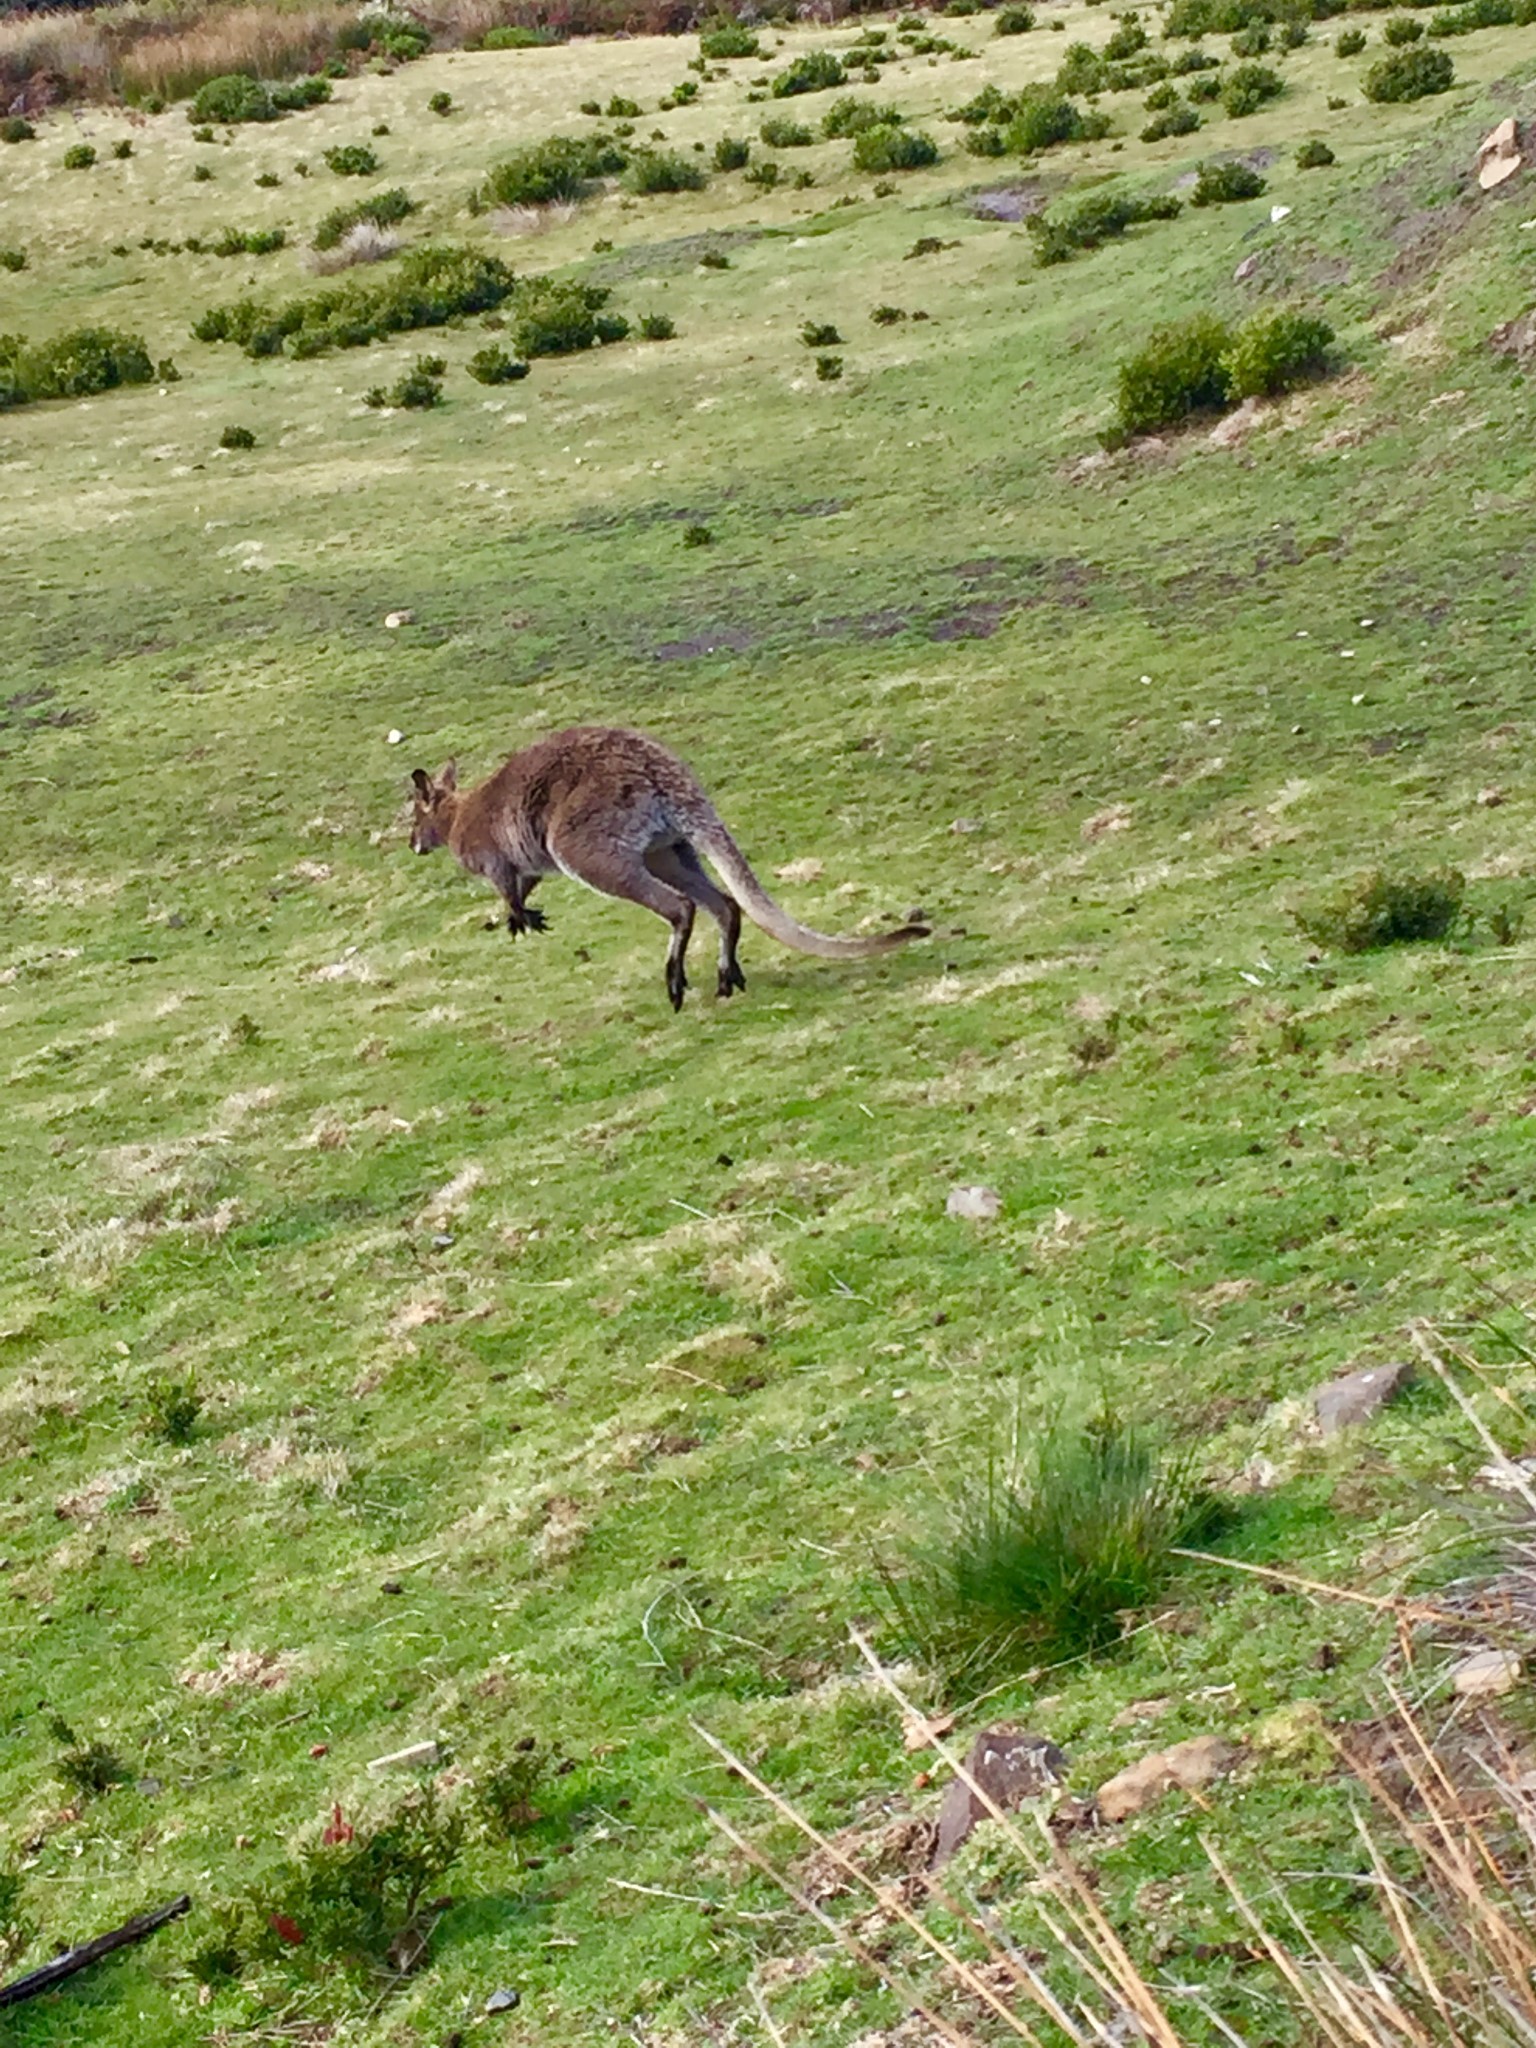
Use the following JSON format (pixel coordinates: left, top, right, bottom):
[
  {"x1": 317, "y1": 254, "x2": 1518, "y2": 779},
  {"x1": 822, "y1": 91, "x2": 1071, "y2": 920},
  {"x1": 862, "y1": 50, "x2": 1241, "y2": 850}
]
[{"x1": 0, "y1": 1894, "x2": 191, "y2": 2008}]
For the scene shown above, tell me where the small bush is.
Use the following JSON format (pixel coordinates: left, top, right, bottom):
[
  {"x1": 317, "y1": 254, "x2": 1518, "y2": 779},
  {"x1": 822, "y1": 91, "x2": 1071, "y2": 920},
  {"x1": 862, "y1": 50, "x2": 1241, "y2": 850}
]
[
  {"x1": 212, "y1": 226, "x2": 286, "y2": 256},
  {"x1": 271, "y1": 77, "x2": 331, "y2": 112},
  {"x1": 1294, "y1": 866, "x2": 1466, "y2": 953},
  {"x1": 1191, "y1": 157, "x2": 1266, "y2": 204},
  {"x1": 1141, "y1": 100, "x2": 1201, "y2": 139},
  {"x1": 996, "y1": 4, "x2": 1036, "y2": 30},
  {"x1": 1113, "y1": 312, "x2": 1233, "y2": 435},
  {"x1": 801, "y1": 320, "x2": 842, "y2": 346},
  {"x1": 699, "y1": 248, "x2": 732, "y2": 268},
  {"x1": 1220, "y1": 308, "x2": 1333, "y2": 396},
  {"x1": 700, "y1": 18, "x2": 760, "y2": 58},
  {"x1": 190, "y1": 73, "x2": 274, "y2": 124},
  {"x1": 1171, "y1": 44, "x2": 1218, "y2": 72},
  {"x1": 1222, "y1": 60, "x2": 1283, "y2": 114},
  {"x1": 473, "y1": 1741, "x2": 549, "y2": 1837},
  {"x1": 815, "y1": 353, "x2": 843, "y2": 380},
  {"x1": 759, "y1": 115, "x2": 813, "y2": 146},
  {"x1": 1281, "y1": 19, "x2": 1310, "y2": 45},
  {"x1": 51, "y1": 1716, "x2": 128, "y2": 1799},
  {"x1": 484, "y1": 23, "x2": 557, "y2": 47},
  {"x1": 638, "y1": 311, "x2": 676, "y2": 340},
  {"x1": 372, "y1": 122, "x2": 390, "y2": 136},
  {"x1": 429, "y1": 90, "x2": 453, "y2": 115},
  {"x1": 1231, "y1": 20, "x2": 1271, "y2": 53},
  {"x1": 852, "y1": 124, "x2": 937, "y2": 172},
  {"x1": 325, "y1": 144, "x2": 379, "y2": 177},
  {"x1": 146, "y1": 1369, "x2": 203, "y2": 1442},
  {"x1": 1, "y1": 116, "x2": 35, "y2": 143},
  {"x1": 0, "y1": 326, "x2": 154, "y2": 409},
  {"x1": 1336, "y1": 25, "x2": 1368, "y2": 52},
  {"x1": 1105, "y1": 14, "x2": 1149, "y2": 58},
  {"x1": 714, "y1": 134, "x2": 751, "y2": 169},
  {"x1": 1189, "y1": 71, "x2": 1224, "y2": 99},
  {"x1": 1430, "y1": 0, "x2": 1528, "y2": 34},
  {"x1": 219, "y1": 424, "x2": 256, "y2": 449},
  {"x1": 366, "y1": 354, "x2": 445, "y2": 409},
  {"x1": 63, "y1": 143, "x2": 96, "y2": 170},
  {"x1": 511, "y1": 277, "x2": 627, "y2": 356},
  {"x1": 313, "y1": 188, "x2": 416, "y2": 250},
  {"x1": 772, "y1": 50, "x2": 846, "y2": 96},
  {"x1": 194, "y1": 245, "x2": 515, "y2": 359},
  {"x1": 821, "y1": 95, "x2": 904, "y2": 138},
  {"x1": 110, "y1": 138, "x2": 134, "y2": 160},
  {"x1": 1364, "y1": 43, "x2": 1454, "y2": 98},
  {"x1": 965, "y1": 127, "x2": 1009, "y2": 156},
  {"x1": 481, "y1": 135, "x2": 626, "y2": 208},
  {"x1": 1006, "y1": 95, "x2": 1108, "y2": 154},
  {"x1": 1031, "y1": 187, "x2": 1181, "y2": 263},
  {"x1": 466, "y1": 344, "x2": 530, "y2": 382},
  {"x1": 623, "y1": 150, "x2": 707, "y2": 194},
  {"x1": 1296, "y1": 137, "x2": 1335, "y2": 167},
  {"x1": 193, "y1": 162, "x2": 214, "y2": 181},
  {"x1": 1383, "y1": 13, "x2": 1425, "y2": 41},
  {"x1": 0, "y1": 248, "x2": 25, "y2": 273},
  {"x1": 880, "y1": 1412, "x2": 1222, "y2": 1696},
  {"x1": 661, "y1": 79, "x2": 699, "y2": 107},
  {"x1": 683, "y1": 523, "x2": 712, "y2": 546},
  {"x1": 254, "y1": 171, "x2": 281, "y2": 188},
  {"x1": 871, "y1": 303, "x2": 906, "y2": 324},
  {"x1": 606, "y1": 94, "x2": 642, "y2": 118},
  {"x1": 744, "y1": 158, "x2": 780, "y2": 188},
  {"x1": 1144, "y1": 79, "x2": 1178, "y2": 110}
]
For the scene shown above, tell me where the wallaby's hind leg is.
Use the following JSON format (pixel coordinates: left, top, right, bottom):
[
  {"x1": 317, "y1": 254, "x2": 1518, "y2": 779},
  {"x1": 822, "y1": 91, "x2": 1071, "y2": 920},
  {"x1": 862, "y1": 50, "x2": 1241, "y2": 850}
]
[
  {"x1": 553, "y1": 837, "x2": 696, "y2": 1010},
  {"x1": 646, "y1": 840, "x2": 745, "y2": 999}
]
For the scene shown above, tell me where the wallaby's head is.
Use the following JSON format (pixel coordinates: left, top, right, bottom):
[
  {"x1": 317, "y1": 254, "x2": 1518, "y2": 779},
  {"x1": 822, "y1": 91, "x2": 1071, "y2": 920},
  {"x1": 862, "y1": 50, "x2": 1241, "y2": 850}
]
[{"x1": 409, "y1": 761, "x2": 458, "y2": 853}]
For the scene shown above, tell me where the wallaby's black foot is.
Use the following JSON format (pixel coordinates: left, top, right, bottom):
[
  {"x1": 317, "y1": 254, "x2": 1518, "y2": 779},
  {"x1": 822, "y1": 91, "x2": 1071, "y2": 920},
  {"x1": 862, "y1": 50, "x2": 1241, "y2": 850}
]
[
  {"x1": 522, "y1": 905, "x2": 549, "y2": 933},
  {"x1": 717, "y1": 959, "x2": 747, "y2": 999},
  {"x1": 666, "y1": 962, "x2": 689, "y2": 1012}
]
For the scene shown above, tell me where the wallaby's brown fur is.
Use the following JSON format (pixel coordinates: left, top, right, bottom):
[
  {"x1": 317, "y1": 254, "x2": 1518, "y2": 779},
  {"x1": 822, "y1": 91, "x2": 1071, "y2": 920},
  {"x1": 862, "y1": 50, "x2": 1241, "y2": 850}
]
[{"x1": 408, "y1": 727, "x2": 929, "y2": 1011}]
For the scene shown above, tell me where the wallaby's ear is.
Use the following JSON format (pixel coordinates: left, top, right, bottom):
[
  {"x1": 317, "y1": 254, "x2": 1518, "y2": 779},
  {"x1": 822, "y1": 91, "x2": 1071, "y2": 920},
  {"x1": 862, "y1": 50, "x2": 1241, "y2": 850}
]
[
  {"x1": 437, "y1": 758, "x2": 458, "y2": 794},
  {"x1": 411, "y1": 768, "x2": 433, "y2": 800}
]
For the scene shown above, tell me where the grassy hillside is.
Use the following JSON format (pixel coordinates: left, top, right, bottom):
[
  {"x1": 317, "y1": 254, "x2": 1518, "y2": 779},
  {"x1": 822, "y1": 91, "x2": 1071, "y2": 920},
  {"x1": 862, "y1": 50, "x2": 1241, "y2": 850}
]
[{"x1": 4, "y1": 4, "x2": 1536, "y2": 2040}]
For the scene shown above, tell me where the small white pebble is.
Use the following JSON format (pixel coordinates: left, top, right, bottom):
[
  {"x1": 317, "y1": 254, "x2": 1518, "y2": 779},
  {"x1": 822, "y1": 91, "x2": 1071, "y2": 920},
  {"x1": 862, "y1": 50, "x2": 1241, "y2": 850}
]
[
  {"x1": 1270, "y1": 204, "x2": 1291, "y2": 224},
  {"x1": 1296, "y1": 629, "x2": 1309, "y2": 638},
  {"x1": 892, "y1": 1388, "x2": 909, "y2": 1400},
  {"x1": 1139, "y1": 673, "x2": 1152, "y2": 684},
  {"x1": 1340, "y1": 649, "x2": 1355, "y2": 658},
  {"x1": 387, "y1": 729, "x2": 404, "y2": 745},
  {"x1": 1208, "y1": 717, "x2": 1222, "y2": 728},
  {"x1": 1351, "y1": 693, "x2": 1365, "y2": 705},
  {"x1": 1360, "y1": 618, "x2": 1375, "y2": 627}
]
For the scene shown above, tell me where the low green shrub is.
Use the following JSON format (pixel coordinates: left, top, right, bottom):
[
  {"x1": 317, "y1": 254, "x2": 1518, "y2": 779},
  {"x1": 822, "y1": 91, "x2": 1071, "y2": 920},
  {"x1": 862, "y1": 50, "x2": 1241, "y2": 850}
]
[
  {"x1": 219, "y1": 424, "x2": 256, "y2": 449},
  {"x1": 146, "y1": 1369, "x2": 202, "y2": 1442},
  {"x1": 951, "y1": 83, "x2": 1016, "y2": 124},
  {"x1": 1280, "y1": 19, "x2": 1310, "y2": 45},
  {"x1": 683, "y1": 523, "x2": 711, "y2": 546},
  {"x1": 429, "y1": 90, "x2": 453, "y2": 114},
  {"x1": 480, "y1": 135, "x2": 626, "y2": 208},
  {"x1": 1221, "y1": 60, "x2": 1283, "y2": 114},
  {"x1": 852, "y1": 124, "x2": 937, "y2": 171},
  {"x1": 606, "y1": 94, "x2": 642, "y2": 117},
  {"x1": 1113, "y1": 312, "x2": 1233, "y2": 435},
  {"x1": 996, "y1": 4, "x2": 1035, "y2": 29},
  {"x1": 483, "y1": 23, "x2": 557, "y2": 47},
  {"x1": 700, "y1": 18, "x2": 760, "y2": 57},
  {"x1": 966, "y1": 127, "x2": 1009, "y2": 156},
  {"x1": 325, "y1": 143, "x2": 379, "y2": 176},
  {"x1": 623, "y1": 150, "x2": 707, "y2": 194},
  {"x1": 815, "y1": 353, "x2": 843, "y2": 380},
  {"x1": 1335, "y1": 26, "x2": 1368, "y2": 52},
  {"x1": 0, "y1": 248, "x2": 25, "y2": 273},
  {"x1": 759, "y1": 115, "x2": 813, "y2": 146},
  {"x1": 1231, "y1": 21, "x2": 1271, "y2": 53},
  {"x1": 271, "y1": 76, "x2": 331, "y2": 112},
  {"x1": 1171, "y1": 44, "x2": 1218, "y2": 71},
  {"x1": 313, "y1": 188, "x2": 416, "y2": 249},
  {"x1": 1006, "y1": 94, "x2": 1110, "y2": 154},
  {"x1": 660, "y1": 79, "x2": 699, "y2": 107},
  {"x1": 472, "y1": 1741, "x2": 549, "y2": 1837},
  {"x1": 111, "y1": 138, "x2": 134, "y2": 160},
  {"x1": 212, "y1": 226, "x2": 286, "y2": 256},
  {"x1": 365, "y1": 353, "x2": 445, "y2": 409},
  {"x1": 771, "y1": 50, "x2": 845, "y2": 96},
  {"x1": 0, "y1": 326, "x2": 155, "y2": 409},
  {"x1": 1191, "y1": 157, "x2": 1266, "y2": 203},
  {"x1": 1429, "y1": 0, "x2": 1534, "y2": 33},
  {"x1": 193, "y1": 162, "x2": 214, "y2": 181},
  {"x1": 1144, "y1": 79, "x2": 1178, "y2": 109},
  {"x1": 1364, "y1": 44, "x2": 1454, "y2": 97},
  {"x1": 699, "y1": 248, "x2": 731, "y2": 267},
  {"x1": 51, "y1": 1716, "x2": 128, "y2": 1798},
  {"x1": 821, "y1": 95, "x2": 904, "y2": 137},
  {"x1": 254, "y1": 171, "x2": 280, "y2": 187},
  {"x1": 1, "y1": 116, "x2": 35, "y2": 143},
  {"x1": 1030, "y1": 187, "x2": 1181, "y2": 263},
  {"x1": 191, "y1": 73, "x2": 273, "y2": 123},
  {"x1": 193, "y1": 245, "x2": 516, "y2": 359},
  {"x1": 744, "y1": 158, "x2": 780, "y2": 187},
  {"x1": 801, "y1": 320, "x2": 842, "y2": 346},
  {"x1": 870, "y1": 303, "x2": 906, "y2": 324},
  {"x1": 1221, "y1": 307, "x2": 1333, "y2": 396},
  {"x1": 510, "y1": 277, "x2": 628, "y2": 356},
  {"x1": 1142, "y1": 100, "x2": 1201, "y2": 139},
  {"x1": 1383, "y1": 13, "x2": 1425, "y2": 40},
  {"x1": 1188, "y1": 72, "x2": 1224, "y2": 100},
  {"x1": 466, "y1": 344, "x2": 529, "y2": 382},
  {"x1": 1104, "y1": 14, "x2": 1149, "y2": 58},
  {"x1": 639, "y1": 311, "x2": 675, "y2": 339},
  {"x1": 1054, "y1": 39, "x2": 1108, "y2": 92},
  {"x1": 62, "y1": 143, "x2": 96, "y2": 170},
  {"x1": 713, "y1": 134, "x2": 751, "y2": 169},
  {"x1": 1296, "y1": 137, "x2": 1335, "y2": 167},
  {"x1": 1294, "y1": 866, "x2": 1466, "y2": 952}
]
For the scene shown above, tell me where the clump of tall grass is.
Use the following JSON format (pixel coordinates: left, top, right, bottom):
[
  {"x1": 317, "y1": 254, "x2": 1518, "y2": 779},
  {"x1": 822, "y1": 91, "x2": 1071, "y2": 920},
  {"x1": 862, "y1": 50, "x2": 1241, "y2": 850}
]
[
  {"x1": 1294, "y1": 864, "x2": 1467, "y2": 953},
  {"x1": 881, "y1": 1410, "x2": 1221, "y2": 1695}
]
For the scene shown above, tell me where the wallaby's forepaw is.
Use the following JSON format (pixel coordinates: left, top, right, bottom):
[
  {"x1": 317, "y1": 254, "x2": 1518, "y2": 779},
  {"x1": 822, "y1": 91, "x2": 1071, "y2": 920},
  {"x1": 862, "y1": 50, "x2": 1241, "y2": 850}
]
[
  {"x1": 522, "y1": 905, "x2": 549, "y2": 934},
  {"x1": 717, "y1": 959, "x2": 747, "y2": 999}
]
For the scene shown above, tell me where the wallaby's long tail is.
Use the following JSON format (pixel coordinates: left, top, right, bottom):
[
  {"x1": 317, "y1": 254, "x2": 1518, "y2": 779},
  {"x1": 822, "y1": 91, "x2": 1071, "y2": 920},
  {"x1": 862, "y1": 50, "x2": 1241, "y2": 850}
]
[{"x1": 692, "y1": 817, "x2": 930, "y2": 960}]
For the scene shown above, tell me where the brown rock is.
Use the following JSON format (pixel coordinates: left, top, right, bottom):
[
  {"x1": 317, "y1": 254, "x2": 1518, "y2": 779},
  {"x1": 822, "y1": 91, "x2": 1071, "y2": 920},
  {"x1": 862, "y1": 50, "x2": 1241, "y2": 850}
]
[
  {"x1": 1311, "y1": 1358, "x2": 1413, "y2": 1436},
  {"x1": 931, "y1": 1727, "x2": 1069, "y2": 1865},
  {"x1": 1097, "y1": 1735, "x2": 1240, "y2": 1823},
  {"x1": 1477, "y1": 117, "x2": 1523, "y2": 191}
]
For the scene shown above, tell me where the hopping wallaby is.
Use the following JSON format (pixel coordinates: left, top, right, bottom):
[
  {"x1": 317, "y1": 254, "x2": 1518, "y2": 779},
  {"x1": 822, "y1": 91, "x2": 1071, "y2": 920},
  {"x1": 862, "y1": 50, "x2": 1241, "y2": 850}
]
[{"x1": 408, "y1": 726, "x2": 929, "y2": 1011}]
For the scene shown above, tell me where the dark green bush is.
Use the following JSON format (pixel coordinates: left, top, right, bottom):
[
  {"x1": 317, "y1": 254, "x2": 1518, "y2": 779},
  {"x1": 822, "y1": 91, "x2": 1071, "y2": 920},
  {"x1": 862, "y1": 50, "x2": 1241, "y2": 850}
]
[
  {"x1": 481, "y1": 134, "x2": 626, "y2": 207},
  {"x1": 713, "y1": 133, "x2": 751, "y2": 169},
  {"x1": 996, "y1": 4, "x2": 1035, "y2": 29},
  {"x1": 1294, "y1": 866, "x2": 1466, "y2": 952},
  {"x1": 683, "y1": 523, "x2": 712, "y2": 546},
  {"x1": 1171, "y1": 44, "x2": 1219, "y2": 70},
  {"x1": 623, "y1": 149, "x2": 707, "y2": 193},
  {"x1": 1222, "y1": 60, "x2": 1284, "y2": 113},
  {"x1": 1104, "y1": 14, "x2": 1149, "y2": 58},
  {"x1": 146, "y1": 1370, "x2": 203, "y2": 1441},
  {"x1": 377, "y1": 22, "x2": 432, "y2": 60},
  {"x1": 0, "y1": 248, "x2": 25, "y2": 273},
  {"x1": 51, "y1": 1717, "x2": 128, "y2": 1799},
  {"x1": 771, "y1": 50, "x2": 846, "y2": 96},
  {"x1": 313, "y1": 188, "x2": 416, "y2": 249},
  {"x1": 429, "y1": 90, "x2": 453, "y2": 114},
  {"x1": 254, "y1": 171, "x2": 280, "y2": 187},
  {"x1": 801, "y1": 320, "x2": 842, "y2": 346},
  {"x1": 1142, "y1": 99, "x2": 1201, "y2": 138},
  {"x1": 511, "y1": 278, "x2": 627, "y2": 356},
  {"x1": 1429, "y1": 0, "x2": 1531, "y2": 33},
  {"x1": 606, "y1": 94, "x2": 642, "y2": 117},
  {"x1": 744, "y1": 158, "x2": 780, "y2": 187},
  {"x1": 366, "y1": 353, "x2": 445, "y2": 409},
  {"x1": 951, "y1": 82, "x2": 1016, "y2": 124},
  {"x1": 1189, "y1": 71, "x2": 1224, "y2": 99},
  {"x1": 1030, "y1": 187, "x2": 1181, "y2": 263},
  {"x1": 1, "y1": 116, "x2": 35, "y2": 143},
  {"x1": 1335, "y1": 26, "x2": 1368, "y2": 52},
  {"x1": 1191, "y1": 156, "x2": 1266, "y2": 203},
  {"x1": 1231, "y1": 20, "x2": 1272, "y2": 52},
  {"x1": 815, "y1": 353, "x2": 843, "y2": 380},
  {"x1": 966, "y1": 127, "x2": 1009, "y2": 156},
  {"x1": 1113, "y1": 312, "x2": 1233, "y2": 435},
  {"x1": 194, "y1": 246, "x2": 516, "y2": 359},
  {"x1": 1296, "y1": 136, "x2": 1335, "y2": 166},
  {"x1": 871, "y1": 303, "x2": 906, "y2": 324},
  {"x1": 472, "y1": 1741, "x2": 549, "y2": 1838},
  {"x1": 110, "y1": 138, "x2": 134, "y2": 160},
  {"x1": 62, "y1": 142, "x2": 96, "y2": 170},
  {"x1": 821, "y1": 95, "x2": 904, "y2": 137},
  {"x1": 0, "y1": 326, "x2": 154, "y2": 409},
  {"x1": 1006, "y1": 94, "x2": 1109, "y2": 153},
  {"x1": 484, "y1": 23, "x2": 558, "y2": 47},
  {"x1": 212, "y1": 226, "x2": 286, "y2": 256},
  {"x1": 1364, "y1": 42, "x2": 1454, "y2": 95},
  {"x1": 190, "y1": 73, "x2": 274, "y2": 123},
  {"x1": 852, "y1": 124, "x2": 937, "y2": 171},
  {"x1": 699, "y1": 248, "x2": 732, "y2": 267},
  {"x1": 639, "y1": 311, "x2": 675, "y2": 339},
  {"x1": 1383, "y1": 12, "x2": 1425, "y2": 40},
  {"x1": 193, "y1": 162, "x2": 214, "y2": 181},
  {"x1": 1221, "y1": 307, "x2": 1333, "y2": 395},
  {"x1": 1280, "y1": 19, "x2": 1310, "y2": 45},
  {"x1": 1144, "y1": 79, "x2": 1178, "y2": 109},
  {"x1": 270, "y1": 76, "x2": 331, "y2": 112},
  {"x1": 660, "y1": 79, "x2": 699, "y2": 107},
  {"x1": 466, "y1": 344, "x2": 529, "y2": 382},
  {"x1": 1054, "y1": 39, "x2": 1108, "y2": 92},
  {"x1": 219, "y1": 424, "x2": 256, "y2": 449},
  {"x1": 325, "y1": 143, "x2": 379, "y2": 176},
  {"x1": 700, "y1": 18, "x2": 760, "y2": 57},
  {"x1": 759, "y1": 114, "x2": 813, "y2": 146}
]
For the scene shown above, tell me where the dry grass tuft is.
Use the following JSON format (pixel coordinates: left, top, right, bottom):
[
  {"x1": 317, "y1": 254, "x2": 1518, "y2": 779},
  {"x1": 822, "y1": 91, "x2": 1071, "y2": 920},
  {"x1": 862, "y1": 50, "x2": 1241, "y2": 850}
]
[
  {"x1": 307, "y1": 222, "x2": 404, "y2": 274},
  {"x1": 494, "y1": 200, "x2": 583, "y2": 237},
  {"x1": 180, "y1": 1645, "x2": 292, "y2": 1694}
]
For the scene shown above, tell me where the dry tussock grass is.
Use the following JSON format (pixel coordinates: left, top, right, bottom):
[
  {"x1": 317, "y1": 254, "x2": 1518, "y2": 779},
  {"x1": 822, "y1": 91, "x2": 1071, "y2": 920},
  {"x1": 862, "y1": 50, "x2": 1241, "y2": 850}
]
[{"x1": 180, "y1": 1645, "x2": 292, "y2": 1694}]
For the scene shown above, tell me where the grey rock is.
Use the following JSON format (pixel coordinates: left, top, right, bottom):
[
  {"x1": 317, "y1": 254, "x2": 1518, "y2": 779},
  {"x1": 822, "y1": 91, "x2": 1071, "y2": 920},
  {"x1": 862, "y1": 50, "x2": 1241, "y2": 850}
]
[
  {"x1": 932, "y1": 1727, "x2": 1069, "y2": 1865},
  {"x1": 946, "y1": 1184, "x2": 1001, "y2": 1222},
  {"x1": 1312, "y1": 1359, "x2": 1413, "y2": 1436},
  {"x1": 485, "y1": 1987, "x2": 522, "y2": 2013},
  {"x1": 1451, "y1": 1647, "x2": 1520, "y2": 1698},
  {"x1": 1233, "y1": 254, "x2": 1260, "y2": 282}
]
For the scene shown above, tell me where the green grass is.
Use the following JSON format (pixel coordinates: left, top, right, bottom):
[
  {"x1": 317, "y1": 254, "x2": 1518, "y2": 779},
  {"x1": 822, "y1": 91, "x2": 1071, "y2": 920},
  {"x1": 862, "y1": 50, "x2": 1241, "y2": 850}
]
[{"x1": 4, "y1": 4, "x2": 1536, "y2": 2040}]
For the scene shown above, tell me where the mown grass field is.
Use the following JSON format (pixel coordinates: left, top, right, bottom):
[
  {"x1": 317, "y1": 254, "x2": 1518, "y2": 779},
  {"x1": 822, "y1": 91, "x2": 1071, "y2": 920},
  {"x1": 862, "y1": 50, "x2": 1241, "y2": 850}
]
[{"x1": 4, "y1": 3, "x2": 1536, "y2": 2040}]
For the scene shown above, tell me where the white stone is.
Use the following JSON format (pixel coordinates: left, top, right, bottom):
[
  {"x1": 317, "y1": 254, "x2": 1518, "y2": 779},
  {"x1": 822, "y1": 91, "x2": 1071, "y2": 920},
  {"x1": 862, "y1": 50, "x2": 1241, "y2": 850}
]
[{"x1": 1450, "y1": 1649, "x2": 1520, "y2": 1699}]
